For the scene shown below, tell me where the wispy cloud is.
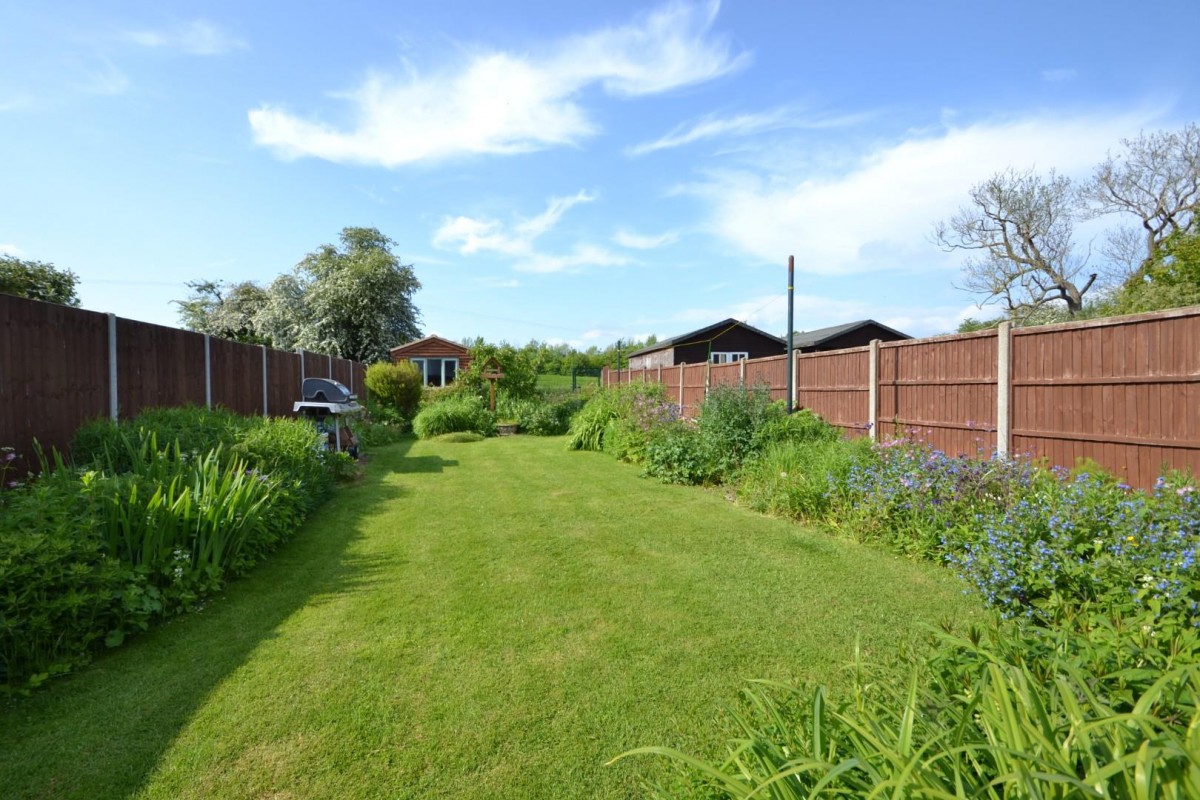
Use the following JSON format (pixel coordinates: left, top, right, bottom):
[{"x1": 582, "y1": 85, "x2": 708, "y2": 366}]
[
  {"x1": 689, "y1": 109, "x2": 1168, "y2": 276},
  {"x1": 78, "y1": 57, "x2": 130, "y2": 95},
  {"x1": 123, "y1": 19, "x2": 247, "y2": 56},
  {"x1": 0, "y1": 243, "x2": 22, "y2": 257},
  {"x1": 1041, "y1": 68, "x2": 1078, "y2": 83},
  {"x1": 433, "y1": 191, "x2": 627, "y2": 273},
  {"x1": 250, "y1": 1, "x2": 748, "y2": 166},
  {"x1": 613, "y1": 228, "x2": 681, "y2": 249},
  {"x1": 627, "y1": 107, "x2": 874, "y2": 156},
  {"x1": 475, "y1": 276, "x2": 521, "y2": 289}
]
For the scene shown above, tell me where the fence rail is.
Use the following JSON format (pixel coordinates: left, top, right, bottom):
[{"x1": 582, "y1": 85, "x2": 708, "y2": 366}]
[
  {"x1": 1, "y1": 295, "x2": 368, "y2": 467},
  {"x1": 603, "y1": 306, "x2": 1200, "y2": 489}
]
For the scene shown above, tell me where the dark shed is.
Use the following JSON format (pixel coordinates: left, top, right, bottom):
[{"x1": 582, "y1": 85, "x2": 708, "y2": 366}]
[
  {"x1": 789, "y1": 319, "x2": 911, "y2": 353},
  {"x1": 626, "y1": 318, "x2": 785, "y2": 369}
]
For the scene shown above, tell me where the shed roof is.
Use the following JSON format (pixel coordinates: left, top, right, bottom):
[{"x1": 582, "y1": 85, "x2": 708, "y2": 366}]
[
  {"x1": 626, "y1": 318, "x2": 785, "y2": 358},
  {"x1": 389, "y1": 334, "x2": 469, "y2": 356},
  {"x1": 789, "y1": 319, "x2": 910, "y2": 349}
]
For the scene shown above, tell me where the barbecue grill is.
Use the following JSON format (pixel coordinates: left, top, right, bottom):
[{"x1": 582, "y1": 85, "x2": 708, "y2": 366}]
[{"x1": 294, "y1": 378, "x2": 363, "y2": 455}]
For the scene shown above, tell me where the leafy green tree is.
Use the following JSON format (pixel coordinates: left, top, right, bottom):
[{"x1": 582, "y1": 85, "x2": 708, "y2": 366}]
[
  {"x1": 174, "y1": 280, "x2": 271, "y2": 344},
  {"x1": 292, "y1": 227, "x2": 422, "y2": 363},
  {"x1": 1111, "y1": 229, "x2": 1200, "y2": 313},
  {"x1": 457, "y1": 342, "x2": 538, "y2": 401},
  {"x1": 0, "y1": 256, "x2": 80, "y2": 306}
]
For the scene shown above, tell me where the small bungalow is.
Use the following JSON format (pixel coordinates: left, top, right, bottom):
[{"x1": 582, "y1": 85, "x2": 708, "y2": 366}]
[
  {"x1": 389, "y1": 335, "x2": 472, "y2": 387},
  {"x1": 626, "y1": 318, "x2": 786, "y2": 369},
  {"x1": 789, "y1": 319, "x2": 911, "y2": 353}
]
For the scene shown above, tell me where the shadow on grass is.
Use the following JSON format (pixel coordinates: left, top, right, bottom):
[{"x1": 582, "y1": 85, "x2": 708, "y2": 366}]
[
  {"x1": 393, "y1": 454, "x2": 459, "y2": 473},
  {"x1": 0, "y1": 439, "x2": 420, "y2": 800}
]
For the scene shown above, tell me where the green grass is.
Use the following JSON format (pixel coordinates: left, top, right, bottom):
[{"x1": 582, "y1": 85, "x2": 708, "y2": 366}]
[
  {"x1": 536, "y1": 372, "x2": 597, "y2": 391},
  {"x1": 0, "y1": 436, "x2": 981, "y2": 799}
]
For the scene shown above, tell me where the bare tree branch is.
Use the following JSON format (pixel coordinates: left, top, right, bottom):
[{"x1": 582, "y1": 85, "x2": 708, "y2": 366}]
[{"x1": 935, "y1": 167, "x2": 1096, "y2": 317}]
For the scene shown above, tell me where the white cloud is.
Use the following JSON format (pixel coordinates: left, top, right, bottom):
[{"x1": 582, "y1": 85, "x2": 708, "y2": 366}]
[
  {"x1": 433, "y1": 191, "x2": 626, "y2": 273},
  {"x1": 0, "y1": 243, "x2": 22, "y2": 256},
  {"x1": 124, "y1": 19, "x2": 247, "y2": 56},
  {"x1": 613, "y1": 228, "x2": 681, "y2": 249},
  {"x1": 517, "y1": 244, "x2": 630, "y2": 274},
  {"x1": 690, "y1": 109, "x2": 1169, "y2": 276},
  {"x1": 475, "y1": 277, "x2": 520, "y2": 289},
  {"x1": 1041, "y1": 68, "x2": 1078, "y2": 83},
  {"x1": 249, "y1": 1, "x2": 747, "y2": 166}
]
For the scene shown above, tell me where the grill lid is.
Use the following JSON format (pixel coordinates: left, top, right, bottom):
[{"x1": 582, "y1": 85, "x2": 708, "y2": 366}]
[{"x1": 302, "y1": 377, "x2": 355, "y2": 403}]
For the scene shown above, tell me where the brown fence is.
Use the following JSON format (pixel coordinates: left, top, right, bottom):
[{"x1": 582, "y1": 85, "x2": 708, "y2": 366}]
[
  {"x1": 1, "y1": 295, "x2": 369, "y2": 468},
  {"x1": 603, "y1": 306, "x2": 1200, "y2": 489}
]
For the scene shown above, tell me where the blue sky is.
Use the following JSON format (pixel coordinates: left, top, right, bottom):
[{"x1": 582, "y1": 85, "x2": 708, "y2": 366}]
[{"x1": 2, "y1": 1, "x2": 1196, "y2": 349}]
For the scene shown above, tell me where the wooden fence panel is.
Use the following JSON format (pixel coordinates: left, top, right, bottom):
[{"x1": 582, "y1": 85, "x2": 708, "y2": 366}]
[
  {"x1": 1012, "y1": 310, "x2": 1200, "y2": 488},
  {"x1": 266, "y1": 350, "x2": 302, "y2": 416},
  {"x1": 210, "y1": 338, "x2": 264, "y2": 417},
  {"x1": 0, "y1": 296, "x2": 109, "y2": 464},
  {"x1": 117, "y1": 319, "x2": 206, "y2": 419},
  {"x1": 709, "y1": 362, "x2": 740, "y2": 387},
  {"x1": 681, "y1": 363, "x2": 707, "y2": 416},
  {"x1": 878, "y1": 331, "x2": 998, "y2": 456},
  {"x1": 744, "y1": 354, "x2": 788, "y2": 402},
  {"x1": 796, "y1": 347, "x2": 870, "y2": 434}
]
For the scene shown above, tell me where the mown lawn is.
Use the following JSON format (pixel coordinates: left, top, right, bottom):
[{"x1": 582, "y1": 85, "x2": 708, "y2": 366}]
[{"x1": 0, "y1": 436, "x2": 981, "y2": 799}]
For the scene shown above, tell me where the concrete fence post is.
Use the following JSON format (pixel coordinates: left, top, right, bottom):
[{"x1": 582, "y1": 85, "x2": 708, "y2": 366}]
[
  {"x1": 204, "y1": 334, "x2": 213, "y2": 410},
  {"x1": 328, "y1": 353, "x2": 333, "y2": 379},
  {"x1": 868, "y1": 339, "x2": 880, "y2": 441},
  {"x1": 997, "y1": 322, "x2": 1012, "y2": 457},
  {"x1": 739, "y1": 357, "x2": 746, "y2": 387},
  {"x1": 261, "y1": 345, "x2": 269, "y2": 417},
  {"x1": 704, "y1": 361, "x2": 711, "y2": 396},
  {"x1": 657, "y1": 364, "x2": 662, "y2": 385},
  {"x1": 107, "y1": 313, "x2": 118, "y2": 420},
  {"x1": 299, "y1": 350, "x2": 305, "y2": 380},
  {"x1": 678, "y1": 364, "x2": 685, "y2": 408}
]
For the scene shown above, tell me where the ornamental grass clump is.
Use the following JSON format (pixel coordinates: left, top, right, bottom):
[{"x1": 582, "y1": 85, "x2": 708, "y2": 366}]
[
  {"x1": 565, "y1": 383, "x2": 669, "y2": 452},
  {"x1": 412, "y1": 394, "x2": 495, "y2": 438},
  {"x1": 619, "y1": 623, "x2": 1200, "y2": 799}
]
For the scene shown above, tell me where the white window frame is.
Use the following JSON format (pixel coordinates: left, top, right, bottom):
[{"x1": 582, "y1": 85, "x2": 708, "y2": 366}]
[
  {"x1": 710, "y1": 352, "x2": 749, "y2": 364},
  {"x1": 411, "y1": 357, "x2": 459, "y2": 386}
]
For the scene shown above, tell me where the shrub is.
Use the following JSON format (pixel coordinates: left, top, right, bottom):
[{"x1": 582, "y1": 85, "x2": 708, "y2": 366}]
[
  {"x1": 0, "y1": 480, "x2": 145, "y2": 692},
  {"x1": 413, "y1": 395, "x2": 495, "y2": 438},
  {"x1": 364, "y1": 361, "x2": 423, "y2": 417},
  {"x1": 71, "y1": 406, "x2": 252, "y2": 471},
  {"x1": 946, "y1": 469, "x2": 1200, "y2": 626},
  {"x1": 694, "y1": 383, "x2": 780, "y2": 482},
  {"x1": 566, "y1": 383, "x2": 669, "y2": 452},
  {"x1": 841, "y1": 441, "x2": 1043, "y2": 559},
  {"x1": 2, "y1": 407, "x2": 353, "y2": 694},
  {"x1": 641, "y1": 422, "x2": 709, "y2": 485},
  {"x1": 235, "y1": 417, "x2": 332, "y2": 510},
  {"x1": 751, "y1": 407, "x2": 840, "y2": 449},
  {"x1": 737, "y1": 436, "x2": 875, "y2": 520}
]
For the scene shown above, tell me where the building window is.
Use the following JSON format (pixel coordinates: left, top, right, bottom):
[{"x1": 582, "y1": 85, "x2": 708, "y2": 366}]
[
  {"x1": 411, "y1": 357, "x2": 459, "y2": 386},
  {"x1": 710, "y1": 352, "x2": 748, "y2": 364}
]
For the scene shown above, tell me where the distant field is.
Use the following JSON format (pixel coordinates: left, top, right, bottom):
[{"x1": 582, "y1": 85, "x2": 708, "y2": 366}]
[{"x1": 536, "y1": 372, "x2": 599, "y2": 391}]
